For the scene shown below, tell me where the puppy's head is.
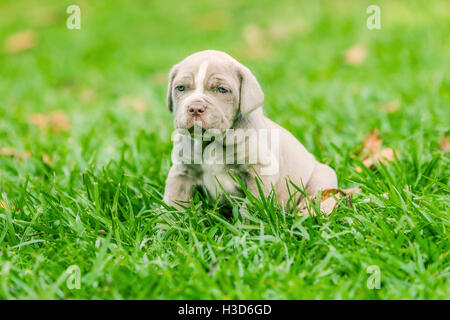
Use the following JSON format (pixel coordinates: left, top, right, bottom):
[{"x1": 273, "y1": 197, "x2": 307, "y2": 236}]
[{"x1": 166, "y1": 50, "x2": 264, "y2": 132}]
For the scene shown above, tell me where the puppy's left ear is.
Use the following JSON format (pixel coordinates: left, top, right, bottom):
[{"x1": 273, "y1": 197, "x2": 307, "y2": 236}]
[
  {"x1": 166, "y1": 64, "x2": 178, "y2": 112},
  {"x1": 238, "y1": 64, "x2": 264, "y2": 116}
]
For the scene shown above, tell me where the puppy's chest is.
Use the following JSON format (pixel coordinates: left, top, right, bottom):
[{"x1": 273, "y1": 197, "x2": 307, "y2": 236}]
[{"x1": 200, "y1": 164, "x2": 241, "y2": 199}]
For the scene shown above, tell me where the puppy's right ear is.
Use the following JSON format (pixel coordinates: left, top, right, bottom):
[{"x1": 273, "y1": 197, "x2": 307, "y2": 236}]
[
  {"x1": 166, "y1": 64, "x2": 178, "y2": 112},
  {"x1": 237, "y1": 63, "x2": 264, "y2": 116}
]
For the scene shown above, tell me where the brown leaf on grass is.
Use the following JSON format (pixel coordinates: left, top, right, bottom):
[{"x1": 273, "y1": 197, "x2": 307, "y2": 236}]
[
  {"x1": 121, "y1": 96, "x2": 148, "y2": 113},
  {"x1": 359, "y1": 129, "x2": 382, "y2": 155},
  {"x1": 340, "y1": 187, "x2": 362, "y2": 195},
  {"x1": 357, "y1": 148, "x2": 395, "y2": 172},
  {"x1": 356, "y1": 130, "x2": 396, "y2": 172},
  {"x1": 298, "y1": 188, "x2": 362, "y2": 216},
  {"x1": 380, "y1": 100, "x2": 400, "y2": 113},
  {"x1": 29, "y1": 114, "x2": 48, "y2": 128},
  {"x1": 3, "y1": 30, "x2": 38, "y2": 54},
  {"x1": 0, "y1": 147, "x2": 31, "y2": 161},
  {"x1": 51, "y1": 111, "x2": 71, "y2": 132},
  {"x1": 29, "y1": 111, "x2": 71, "y2": 132},
  {"x1": 439, "y1": 133, "x2": 450, "y2": 152},
  {"x1": 42, "y1": 153, "x2": 52, "y2": 164},
  {"x1": 344, "y1": 44, "x2": 366, "y2": 65},
  {"x1": 0, "y1": 147, "x2": 21, "y2": 157},
  {"x1": 0, "y1": 201, "x2": 8, "y2": 211}
]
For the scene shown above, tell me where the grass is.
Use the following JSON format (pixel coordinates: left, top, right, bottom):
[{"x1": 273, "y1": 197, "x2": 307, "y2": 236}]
[{"x1": 0, "y1": 0, "x2": 449, "y2": 299}]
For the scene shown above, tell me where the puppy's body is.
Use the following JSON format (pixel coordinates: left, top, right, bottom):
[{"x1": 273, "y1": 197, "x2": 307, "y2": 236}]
[{"x1": 164, "y1": 50, "x2": 337, "y2": 208}]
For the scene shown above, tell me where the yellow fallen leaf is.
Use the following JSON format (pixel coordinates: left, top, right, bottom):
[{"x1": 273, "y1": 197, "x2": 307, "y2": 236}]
[
  {"x1": 440, "y1": 133, "x2": 449, "y2": 152},
  {"x1": 0, "y1": 201, "x2": 8, "y2": 211},
  {"x1": 29, "y1": 111, "x2": 71, "y2": 132},
  {"x1": 357, "y1": 129, "x2": 382, "y2": 156},
  {"x1": 356, "y1": 130, "x2": 396, "y2": 172},
  {"x1": 3, "y1": 30, "x2": 37, "y2": 54},
  {"x1": 344, "y1": 44, "x2": 366, "y2": 65},
  {"x1": 357, "y1": 148, "x2": 395, "y2": 172},
  {"x1": 0, "y1": 147, "x2": 20, "y2": 157},
  {"x1": 298, "y1": 188, "x2": 361, "y2": 216},
  {"x1": 0, "y1": 147, "x2": 31, "y2": 161},
  {"x1": 29, "y1": 114, "x2": 48, "y2": 128},
  {"x1": 340, "y1": 187, "x2": 362, "y2": 195},
  {"x1": 380, "y1": 100, "x2": 400, "y2": 113},
  {"x1": 50, "y1": 111, "x2": 71, "y2": 132},
  {"x1": 42, "y1": 153, "x2": 52, "y2": 164},
  {"x1": 121, "y1": 96, "x2": 148, "y2": 113}
]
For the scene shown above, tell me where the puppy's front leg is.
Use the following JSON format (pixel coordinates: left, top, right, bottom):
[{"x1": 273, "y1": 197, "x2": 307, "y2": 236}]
[{"x1": 163, "y1": 166, "x2": 198, "y2": 209}]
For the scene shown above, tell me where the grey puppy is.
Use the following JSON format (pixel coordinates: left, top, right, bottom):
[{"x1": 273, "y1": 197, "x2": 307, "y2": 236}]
[{"x1": 163, "y1": 50, "x2": 337, "y2": 210}]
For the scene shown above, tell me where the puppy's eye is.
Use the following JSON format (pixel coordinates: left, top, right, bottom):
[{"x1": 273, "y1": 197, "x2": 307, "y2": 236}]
[
  {"x1": 176, "y1": 85, "x2": 185, "y2": 92},
  {"x1": 217, "y1": 87, "x2": 228, "y2": 93}
]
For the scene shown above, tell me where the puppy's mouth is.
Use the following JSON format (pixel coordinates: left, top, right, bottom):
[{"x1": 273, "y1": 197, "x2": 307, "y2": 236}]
[
  {"x1": 187, "y1": 123, "x2": 206, "y2": 136},
  {"x1": 183, "y1": 116, "x2": 209, "y2": 131}
]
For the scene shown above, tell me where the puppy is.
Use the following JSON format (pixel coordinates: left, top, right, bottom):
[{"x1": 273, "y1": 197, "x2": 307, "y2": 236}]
[{"x1": 163, "y1": 50, "x2": 337, "y2": 210}]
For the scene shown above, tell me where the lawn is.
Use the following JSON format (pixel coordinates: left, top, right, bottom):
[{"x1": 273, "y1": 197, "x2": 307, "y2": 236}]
[{"x1": 0, "y1": 0, "x2": 449, "y2": 299}]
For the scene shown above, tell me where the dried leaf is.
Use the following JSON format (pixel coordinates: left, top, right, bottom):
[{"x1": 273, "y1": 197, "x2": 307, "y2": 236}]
[
  {"x1": 0, "y1": 201, "x2": 8, "y2": 211},
  {"x1": 356, "y1": 130, "x2": 396, "y2": 172},
  {"x1": 29, "y1": 114, "x2": 48, "y2": 128},
  {"x1": 344, "y1": 44, "x2": 366, "y2": 65},
  {"x1": 320, "y1": 196, "x2": 339, "y2": 215},
  {"x1": 340, "y1": 187, "x2": 362, "y2": 195},
  {"x1": 440, "y1": 133, "x2": 450, "y2": 152},
  {"x1": 121, "y1": 96, "x2": 148, "y2": 113},
  {"x1": 0, "y1": 147, "x2": 30, "y2": 161},
  {"x1": 50, "y1": 111, "x2": 71, "y2": 132},
  {"x1": 42, "y1": 153, "x2": 52, "y2": 164},
  {"x1": 3, "y1": 30, "x2": 37, "y2": 54},
  {"x1": 380, "y1": 100, "x2": 400, "y2": 113},
  {"x1": 358, "y1": 129, "x2": 382, "y2": 155},
  {"x1": 298, "y1": 187, "x2": 361, "y2": 216},
  {"x1": 29, "y1": 111, "x2": 71, "y2": 132},
  {"x1": 321, "y1": 188, "x2": 341, "y2": 200},
  {"x1": 357, "y1": 148, "x2": 395, "y2": 172},
  {"x1": 0, "y1": 147, "x2": 20, "y2": 157}
]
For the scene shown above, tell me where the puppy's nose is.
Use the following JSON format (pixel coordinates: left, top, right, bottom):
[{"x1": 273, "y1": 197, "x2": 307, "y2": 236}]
[{"x1": 188, "y1": 104, "x2": 206, "y2": 116}]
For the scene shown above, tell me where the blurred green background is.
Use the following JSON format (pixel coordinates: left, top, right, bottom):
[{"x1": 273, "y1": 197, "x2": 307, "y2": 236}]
[{"x1": 0, "y1": 0, "x2": 448, "y2": 299}]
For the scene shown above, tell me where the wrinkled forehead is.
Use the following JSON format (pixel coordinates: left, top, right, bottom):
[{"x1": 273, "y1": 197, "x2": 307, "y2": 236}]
[{"x1": 174, "y1": 55, "x2": 239, "y2": 86}]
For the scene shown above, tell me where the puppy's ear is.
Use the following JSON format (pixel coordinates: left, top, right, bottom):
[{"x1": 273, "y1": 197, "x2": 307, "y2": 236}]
[
  {"x1": 166, "y1": 64, "x2": 178, "y2": 112},
  {"x1": 238, "y1": 64, "x2": 264, "y2": 116}
]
